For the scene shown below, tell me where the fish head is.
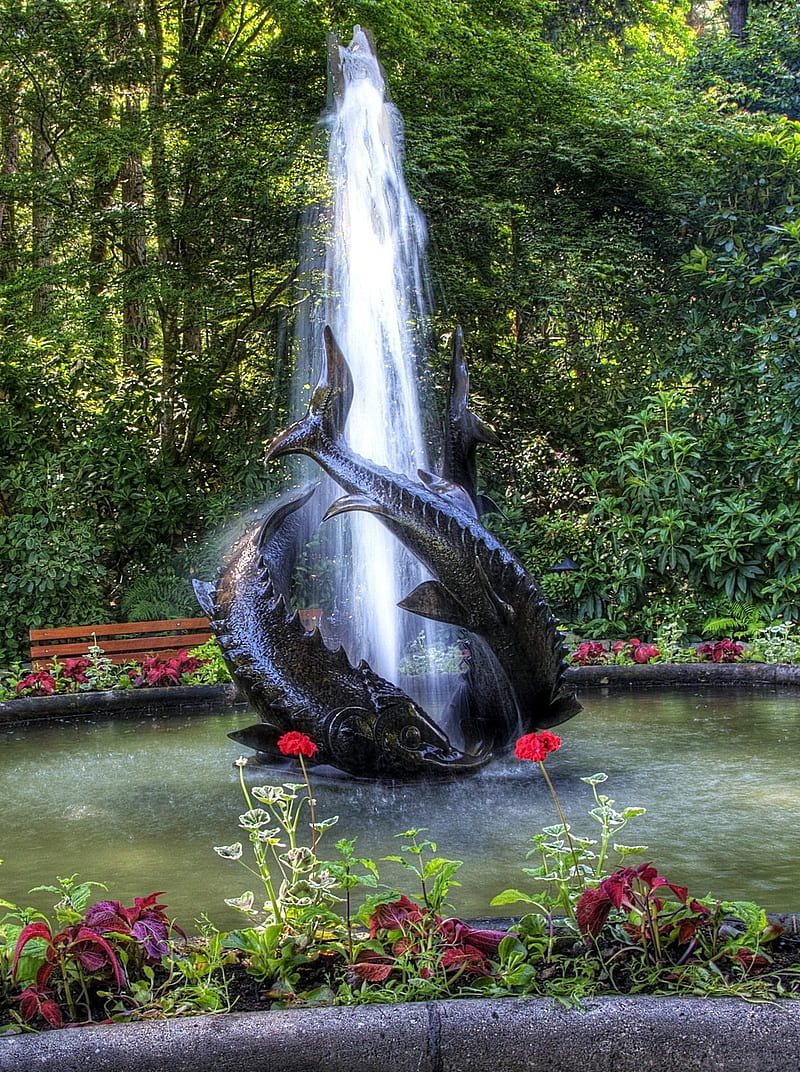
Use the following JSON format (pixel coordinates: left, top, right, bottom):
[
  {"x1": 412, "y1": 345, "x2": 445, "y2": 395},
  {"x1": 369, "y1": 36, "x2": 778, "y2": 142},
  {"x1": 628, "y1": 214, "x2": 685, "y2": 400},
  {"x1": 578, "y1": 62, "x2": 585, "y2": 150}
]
[
  {"x1": 372, "y1": 702, "x2": 491, "y2": 776},
  {"x1": 265, "y1": 327, "x2": 354, "y2": 463}
]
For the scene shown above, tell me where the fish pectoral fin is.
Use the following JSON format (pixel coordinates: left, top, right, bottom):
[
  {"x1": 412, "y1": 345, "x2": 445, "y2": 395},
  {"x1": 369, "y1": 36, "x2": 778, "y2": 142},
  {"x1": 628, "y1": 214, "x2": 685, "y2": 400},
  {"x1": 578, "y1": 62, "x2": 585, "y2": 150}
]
[
  {"x1": 477, "y1": 493, "x2": 501, "y2": 516},
  {"x1": 466, "y1": 408, "x2": 500, "y2": 447},
  {"x1": 323, "y1": 493, "x2": 381, "y2": 522},
  {"x1": 228, "y1": 720, "x2": 284, "y2": 749},
  {"x1": 398, "y1": 580, "x2": 471, "y2": 627},
  {"x1": 417, "y1": 469, "x2": 477, "y2": 516}
]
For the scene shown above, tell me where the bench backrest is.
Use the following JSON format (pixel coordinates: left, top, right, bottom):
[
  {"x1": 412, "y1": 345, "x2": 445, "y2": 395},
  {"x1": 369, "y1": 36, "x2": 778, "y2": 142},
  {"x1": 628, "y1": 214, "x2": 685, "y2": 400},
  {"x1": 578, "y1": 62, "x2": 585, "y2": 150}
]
[{"x1": 30, "y1": 618, "x2": 213, "y2": 667}]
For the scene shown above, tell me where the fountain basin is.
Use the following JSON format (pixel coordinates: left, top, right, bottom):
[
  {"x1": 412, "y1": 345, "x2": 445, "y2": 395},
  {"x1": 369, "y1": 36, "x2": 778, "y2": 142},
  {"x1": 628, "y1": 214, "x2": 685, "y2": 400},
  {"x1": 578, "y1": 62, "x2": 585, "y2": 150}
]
[
  {"x1": 2, "y1": 670, "x2": 799, "y2": 1067},
  {"x1": 2, "y1": 669, "x2": 800, "y2": 925}
]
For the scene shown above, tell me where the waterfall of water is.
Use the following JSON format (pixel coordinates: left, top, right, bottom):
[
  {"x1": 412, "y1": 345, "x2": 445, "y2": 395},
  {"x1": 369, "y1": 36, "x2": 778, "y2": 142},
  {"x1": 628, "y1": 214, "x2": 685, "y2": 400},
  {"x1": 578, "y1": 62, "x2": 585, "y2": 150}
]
[{"x1": 290, "y1": 27, "x2": 450, "y2": 687}]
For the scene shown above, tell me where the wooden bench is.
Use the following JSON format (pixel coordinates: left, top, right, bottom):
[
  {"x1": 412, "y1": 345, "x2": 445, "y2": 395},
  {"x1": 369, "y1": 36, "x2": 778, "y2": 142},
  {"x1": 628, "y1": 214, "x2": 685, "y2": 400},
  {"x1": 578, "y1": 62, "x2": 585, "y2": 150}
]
[{"x1": 29, "y1": 617, "x2": 213, "y2": 668}]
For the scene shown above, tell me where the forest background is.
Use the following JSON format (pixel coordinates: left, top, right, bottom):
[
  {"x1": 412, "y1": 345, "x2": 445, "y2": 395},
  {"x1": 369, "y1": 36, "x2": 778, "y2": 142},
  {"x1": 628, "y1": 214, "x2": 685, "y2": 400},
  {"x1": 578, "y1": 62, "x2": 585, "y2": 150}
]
[{"x1": 1, "y1": 0, "x2": 798, "y2": 663}]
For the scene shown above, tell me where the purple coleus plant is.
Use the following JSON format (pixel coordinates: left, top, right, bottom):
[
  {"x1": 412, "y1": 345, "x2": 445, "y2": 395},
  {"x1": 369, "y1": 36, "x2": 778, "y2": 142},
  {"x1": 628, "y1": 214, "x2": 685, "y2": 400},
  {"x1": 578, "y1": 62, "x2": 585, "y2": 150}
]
[
  {"x1": 12, "y1": 892, "x2": 184, "y2": 1028},
  {"x1": 82, "y1": 891, "x2": 185, "y2": 961}
]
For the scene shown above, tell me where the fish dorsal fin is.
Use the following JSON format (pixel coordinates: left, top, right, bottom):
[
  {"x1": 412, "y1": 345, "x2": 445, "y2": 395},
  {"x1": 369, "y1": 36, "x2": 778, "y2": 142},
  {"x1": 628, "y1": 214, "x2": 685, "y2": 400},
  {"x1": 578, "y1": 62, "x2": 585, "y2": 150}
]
[
  {"x1": 448, "y1": 328, "x2": 499, "y2": 448},
  {"x1": 265, "y1": 327, "x2": 354, "y2": 461},
  {"x1": 398, "y1": 580, "x2": 471, "y2": 628},
  {"x1": 192, "y1": 578, "x2": 215, "y2": 617},
  {"x1": 417, "y1": 469, "x2": 477, "y2": 516},
  {"x1": 321, "y1": 326, "x2": 354, "y2": 435}
]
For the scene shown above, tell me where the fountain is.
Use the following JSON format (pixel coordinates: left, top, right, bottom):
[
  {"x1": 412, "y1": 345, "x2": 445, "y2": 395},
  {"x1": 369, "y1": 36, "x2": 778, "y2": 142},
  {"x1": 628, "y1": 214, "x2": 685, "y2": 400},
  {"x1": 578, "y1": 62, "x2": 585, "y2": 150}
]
[
  {"x1": 3, "y1": 32, "x2": 800, "y2": 1067},
  {"x1": 195, "y1": 28, "x2": 580, "y2": 779}
]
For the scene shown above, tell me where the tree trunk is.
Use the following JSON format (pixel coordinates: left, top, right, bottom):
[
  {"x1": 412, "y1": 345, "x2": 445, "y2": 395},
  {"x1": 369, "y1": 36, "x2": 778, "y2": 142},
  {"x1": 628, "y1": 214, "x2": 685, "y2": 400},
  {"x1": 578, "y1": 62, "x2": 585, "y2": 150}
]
[
  {"x1": 727, "y1": 0, "x2": 749, "y2": 43},
  {"x1": 31, "y1": 111, "x2": 54, "y2": 316},
  {"x1": 88, "y1": 93, "x2": 117, "y2": 359},
  {"x1": 120, "y1": 96, "x2": 150, "y2": 367},
  {"x1": 0, "y1": 76, "x2": 19, "y2": 284},
  {"x1": 117, "y1": 0, "x2": 150, "y2": 367}
]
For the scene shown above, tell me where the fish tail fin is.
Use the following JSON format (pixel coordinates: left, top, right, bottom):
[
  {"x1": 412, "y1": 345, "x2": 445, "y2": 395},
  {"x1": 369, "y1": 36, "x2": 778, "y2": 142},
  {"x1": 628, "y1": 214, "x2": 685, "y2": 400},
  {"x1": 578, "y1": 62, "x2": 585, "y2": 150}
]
[
  {"x1": 449, "y1": 327, "x2": 499, "y2": 448},
  {"x1": 192, "y1": 579, "x2": 216, "y2": 618},
  {"x1": 265, "y1": 326, "x2": 353, "y2": 462}
]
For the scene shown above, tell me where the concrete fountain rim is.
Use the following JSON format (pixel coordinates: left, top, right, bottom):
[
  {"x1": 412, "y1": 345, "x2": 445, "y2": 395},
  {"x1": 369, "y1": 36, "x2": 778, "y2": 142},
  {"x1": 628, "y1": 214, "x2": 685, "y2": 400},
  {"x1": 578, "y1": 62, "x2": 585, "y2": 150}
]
[{"x1": 2, "y1": 993, "x2": 800, "y2": 1072}]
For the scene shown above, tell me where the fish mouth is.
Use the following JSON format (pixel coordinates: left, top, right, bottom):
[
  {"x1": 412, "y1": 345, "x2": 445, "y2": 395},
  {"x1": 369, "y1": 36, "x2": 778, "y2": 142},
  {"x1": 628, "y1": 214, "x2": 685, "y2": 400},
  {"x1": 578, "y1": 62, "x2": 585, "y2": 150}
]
[{"x1": 412, "y1": 743, "x2": 492, "y2": 773}]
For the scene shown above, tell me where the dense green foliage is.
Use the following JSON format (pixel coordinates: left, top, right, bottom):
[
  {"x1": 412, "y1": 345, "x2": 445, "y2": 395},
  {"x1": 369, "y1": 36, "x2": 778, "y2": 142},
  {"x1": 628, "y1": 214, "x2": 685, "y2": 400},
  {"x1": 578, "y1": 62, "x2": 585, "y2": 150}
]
[{"x1": 0, "y1": 0, "x2": 798, "y2": 659}]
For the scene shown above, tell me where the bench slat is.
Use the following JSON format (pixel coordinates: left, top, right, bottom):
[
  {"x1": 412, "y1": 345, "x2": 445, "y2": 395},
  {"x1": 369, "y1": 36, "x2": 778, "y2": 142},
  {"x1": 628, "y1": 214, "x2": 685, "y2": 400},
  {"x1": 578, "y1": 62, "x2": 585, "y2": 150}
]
[
  {"x1": 29, "y1": 618, "x2": 213, "y2": 668},
  {"x1": 30, "y1": 618, "x2": 211, "y2": 642}
]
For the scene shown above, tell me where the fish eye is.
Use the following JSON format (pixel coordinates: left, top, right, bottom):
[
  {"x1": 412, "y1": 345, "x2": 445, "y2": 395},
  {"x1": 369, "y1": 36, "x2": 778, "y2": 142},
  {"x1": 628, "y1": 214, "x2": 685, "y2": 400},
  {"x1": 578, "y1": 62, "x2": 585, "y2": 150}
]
[{"x1": 400, "y1": 725, "x2": 422, "y2": 749}]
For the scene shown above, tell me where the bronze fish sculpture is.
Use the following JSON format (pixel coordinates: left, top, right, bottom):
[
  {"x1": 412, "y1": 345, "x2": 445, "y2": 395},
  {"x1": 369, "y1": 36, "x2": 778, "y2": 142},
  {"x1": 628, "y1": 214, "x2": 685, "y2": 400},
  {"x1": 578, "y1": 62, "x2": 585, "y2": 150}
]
[{"x1": 194, "y1": 487, "x2": 491, "y2": 778}]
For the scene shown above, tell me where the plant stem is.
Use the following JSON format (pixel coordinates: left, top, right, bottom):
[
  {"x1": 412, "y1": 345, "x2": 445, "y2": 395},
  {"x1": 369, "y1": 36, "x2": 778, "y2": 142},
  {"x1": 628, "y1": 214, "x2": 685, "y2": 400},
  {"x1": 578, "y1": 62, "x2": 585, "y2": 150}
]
[
  {"x1": 298, "y1": 754, "x2": 318, "y2": 859},
  {"x1": 539, "y1": 761, "x2": 585, "y2": 892}
]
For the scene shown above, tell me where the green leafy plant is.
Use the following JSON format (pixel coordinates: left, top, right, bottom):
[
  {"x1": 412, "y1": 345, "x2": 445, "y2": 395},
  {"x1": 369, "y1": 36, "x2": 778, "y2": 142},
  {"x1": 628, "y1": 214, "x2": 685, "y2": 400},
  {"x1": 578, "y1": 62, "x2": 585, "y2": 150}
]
[
  {"x1": 399, "y1": 633, "x2": 464, "y2": 676},
  {"x1": 183, "y1": 639, "x2": 231, "y2": 684},
  {"x1": 747, "y1": 621, "x2": 800, "y2": 664},
  {"x1": 214, "y1": 739, "x2": 344, "y2": 995},
  {"x1": 120, "y1": 574, "x2": 200, "y2": 624}
]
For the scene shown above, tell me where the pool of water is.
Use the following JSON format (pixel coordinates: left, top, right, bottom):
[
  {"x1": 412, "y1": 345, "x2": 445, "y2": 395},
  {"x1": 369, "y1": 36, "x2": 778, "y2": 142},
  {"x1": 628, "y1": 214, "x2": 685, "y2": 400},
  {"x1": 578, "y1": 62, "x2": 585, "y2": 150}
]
[{"x1": 1, "y1": 687, "x2": 796, "y2": 930}]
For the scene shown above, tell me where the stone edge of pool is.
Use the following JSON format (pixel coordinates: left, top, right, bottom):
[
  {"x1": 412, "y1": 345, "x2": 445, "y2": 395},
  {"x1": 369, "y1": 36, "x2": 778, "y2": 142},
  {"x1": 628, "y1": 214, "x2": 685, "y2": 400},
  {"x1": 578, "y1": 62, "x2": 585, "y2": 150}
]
[
  {"x1": 2, "y1": 994, "x2": 800, "y2": 1072},
  {"x1": 3, "y1": 662, "x2": 800, "y2": 724}
]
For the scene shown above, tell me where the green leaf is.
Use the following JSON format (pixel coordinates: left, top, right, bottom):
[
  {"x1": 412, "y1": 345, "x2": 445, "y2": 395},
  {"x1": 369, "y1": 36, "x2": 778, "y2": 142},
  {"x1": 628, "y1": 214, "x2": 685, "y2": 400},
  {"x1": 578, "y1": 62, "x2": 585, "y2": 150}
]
[{"x1": 490, "y1": 888, "x2": 538, "y2": 906}]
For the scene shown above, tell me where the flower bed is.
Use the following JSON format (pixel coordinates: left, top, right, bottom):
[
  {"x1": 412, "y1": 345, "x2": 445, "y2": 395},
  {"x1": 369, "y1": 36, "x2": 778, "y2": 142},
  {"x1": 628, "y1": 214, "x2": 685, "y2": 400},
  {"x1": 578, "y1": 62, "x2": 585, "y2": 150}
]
[{"x1": 3, "y1": 729, "x2": 799, "y2": 1041}]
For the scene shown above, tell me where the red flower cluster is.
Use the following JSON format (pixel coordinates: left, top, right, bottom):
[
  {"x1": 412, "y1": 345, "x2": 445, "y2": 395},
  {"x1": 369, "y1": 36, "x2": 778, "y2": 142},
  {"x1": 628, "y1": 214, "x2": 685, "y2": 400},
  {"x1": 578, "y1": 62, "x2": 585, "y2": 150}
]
[
  {"x1": 277, "y1": 731, "x2": 318, "y2": 758},
  {"x1": 514, "y1": 730, "x2": 562, "y2": 763}
]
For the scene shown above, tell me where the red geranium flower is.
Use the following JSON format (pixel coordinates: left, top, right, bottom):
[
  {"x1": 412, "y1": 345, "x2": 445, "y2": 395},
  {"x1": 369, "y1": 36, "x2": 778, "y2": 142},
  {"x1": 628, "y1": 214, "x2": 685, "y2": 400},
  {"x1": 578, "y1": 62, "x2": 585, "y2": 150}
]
[
  {"x1": 514, "y1": 730, "x2": 562, "y2": 763},
  {"x1": 276, "y1": 731, "x2": 318, "y2": 758}
]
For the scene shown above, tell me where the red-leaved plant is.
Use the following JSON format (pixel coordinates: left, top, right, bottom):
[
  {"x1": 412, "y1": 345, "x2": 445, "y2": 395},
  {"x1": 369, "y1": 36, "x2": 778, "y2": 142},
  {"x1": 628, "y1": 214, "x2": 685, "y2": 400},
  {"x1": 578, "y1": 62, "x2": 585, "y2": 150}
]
[
  {"x1": 696, "y1": 638, "x2": 744, "y2": 663},
  {"x1": 130, "y1": 651, "x2": 206, "y2": 688},
  {"x1": 570, "y1": 639, "x2": 660, "y2": 666},
  {"x1": 575, "y1": 862, "x2": 782, "y2": 972},
  {"x1": 348, "y1": 895, "x2": 508, "y2": 985},
  {"x1": 15, "y1": 670, "x2": 57, "y2": 696},
  {"x1": 12, "y1": 893, "x2": 184, "y2": 1028}
]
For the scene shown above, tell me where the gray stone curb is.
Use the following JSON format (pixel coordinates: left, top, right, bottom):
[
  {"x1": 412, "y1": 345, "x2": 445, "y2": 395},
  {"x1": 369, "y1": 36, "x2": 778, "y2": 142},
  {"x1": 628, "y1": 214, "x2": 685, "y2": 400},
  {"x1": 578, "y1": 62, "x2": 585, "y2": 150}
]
[
  {"x1": 2, "y1": 996, "x2": 800, "y2": 1072},
  {"x1": 566, "y1": 662, "x2": 800, "y2": 688},
  {"x1": 0, "y1": 683, "x2": 244, "y2": 724}
]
